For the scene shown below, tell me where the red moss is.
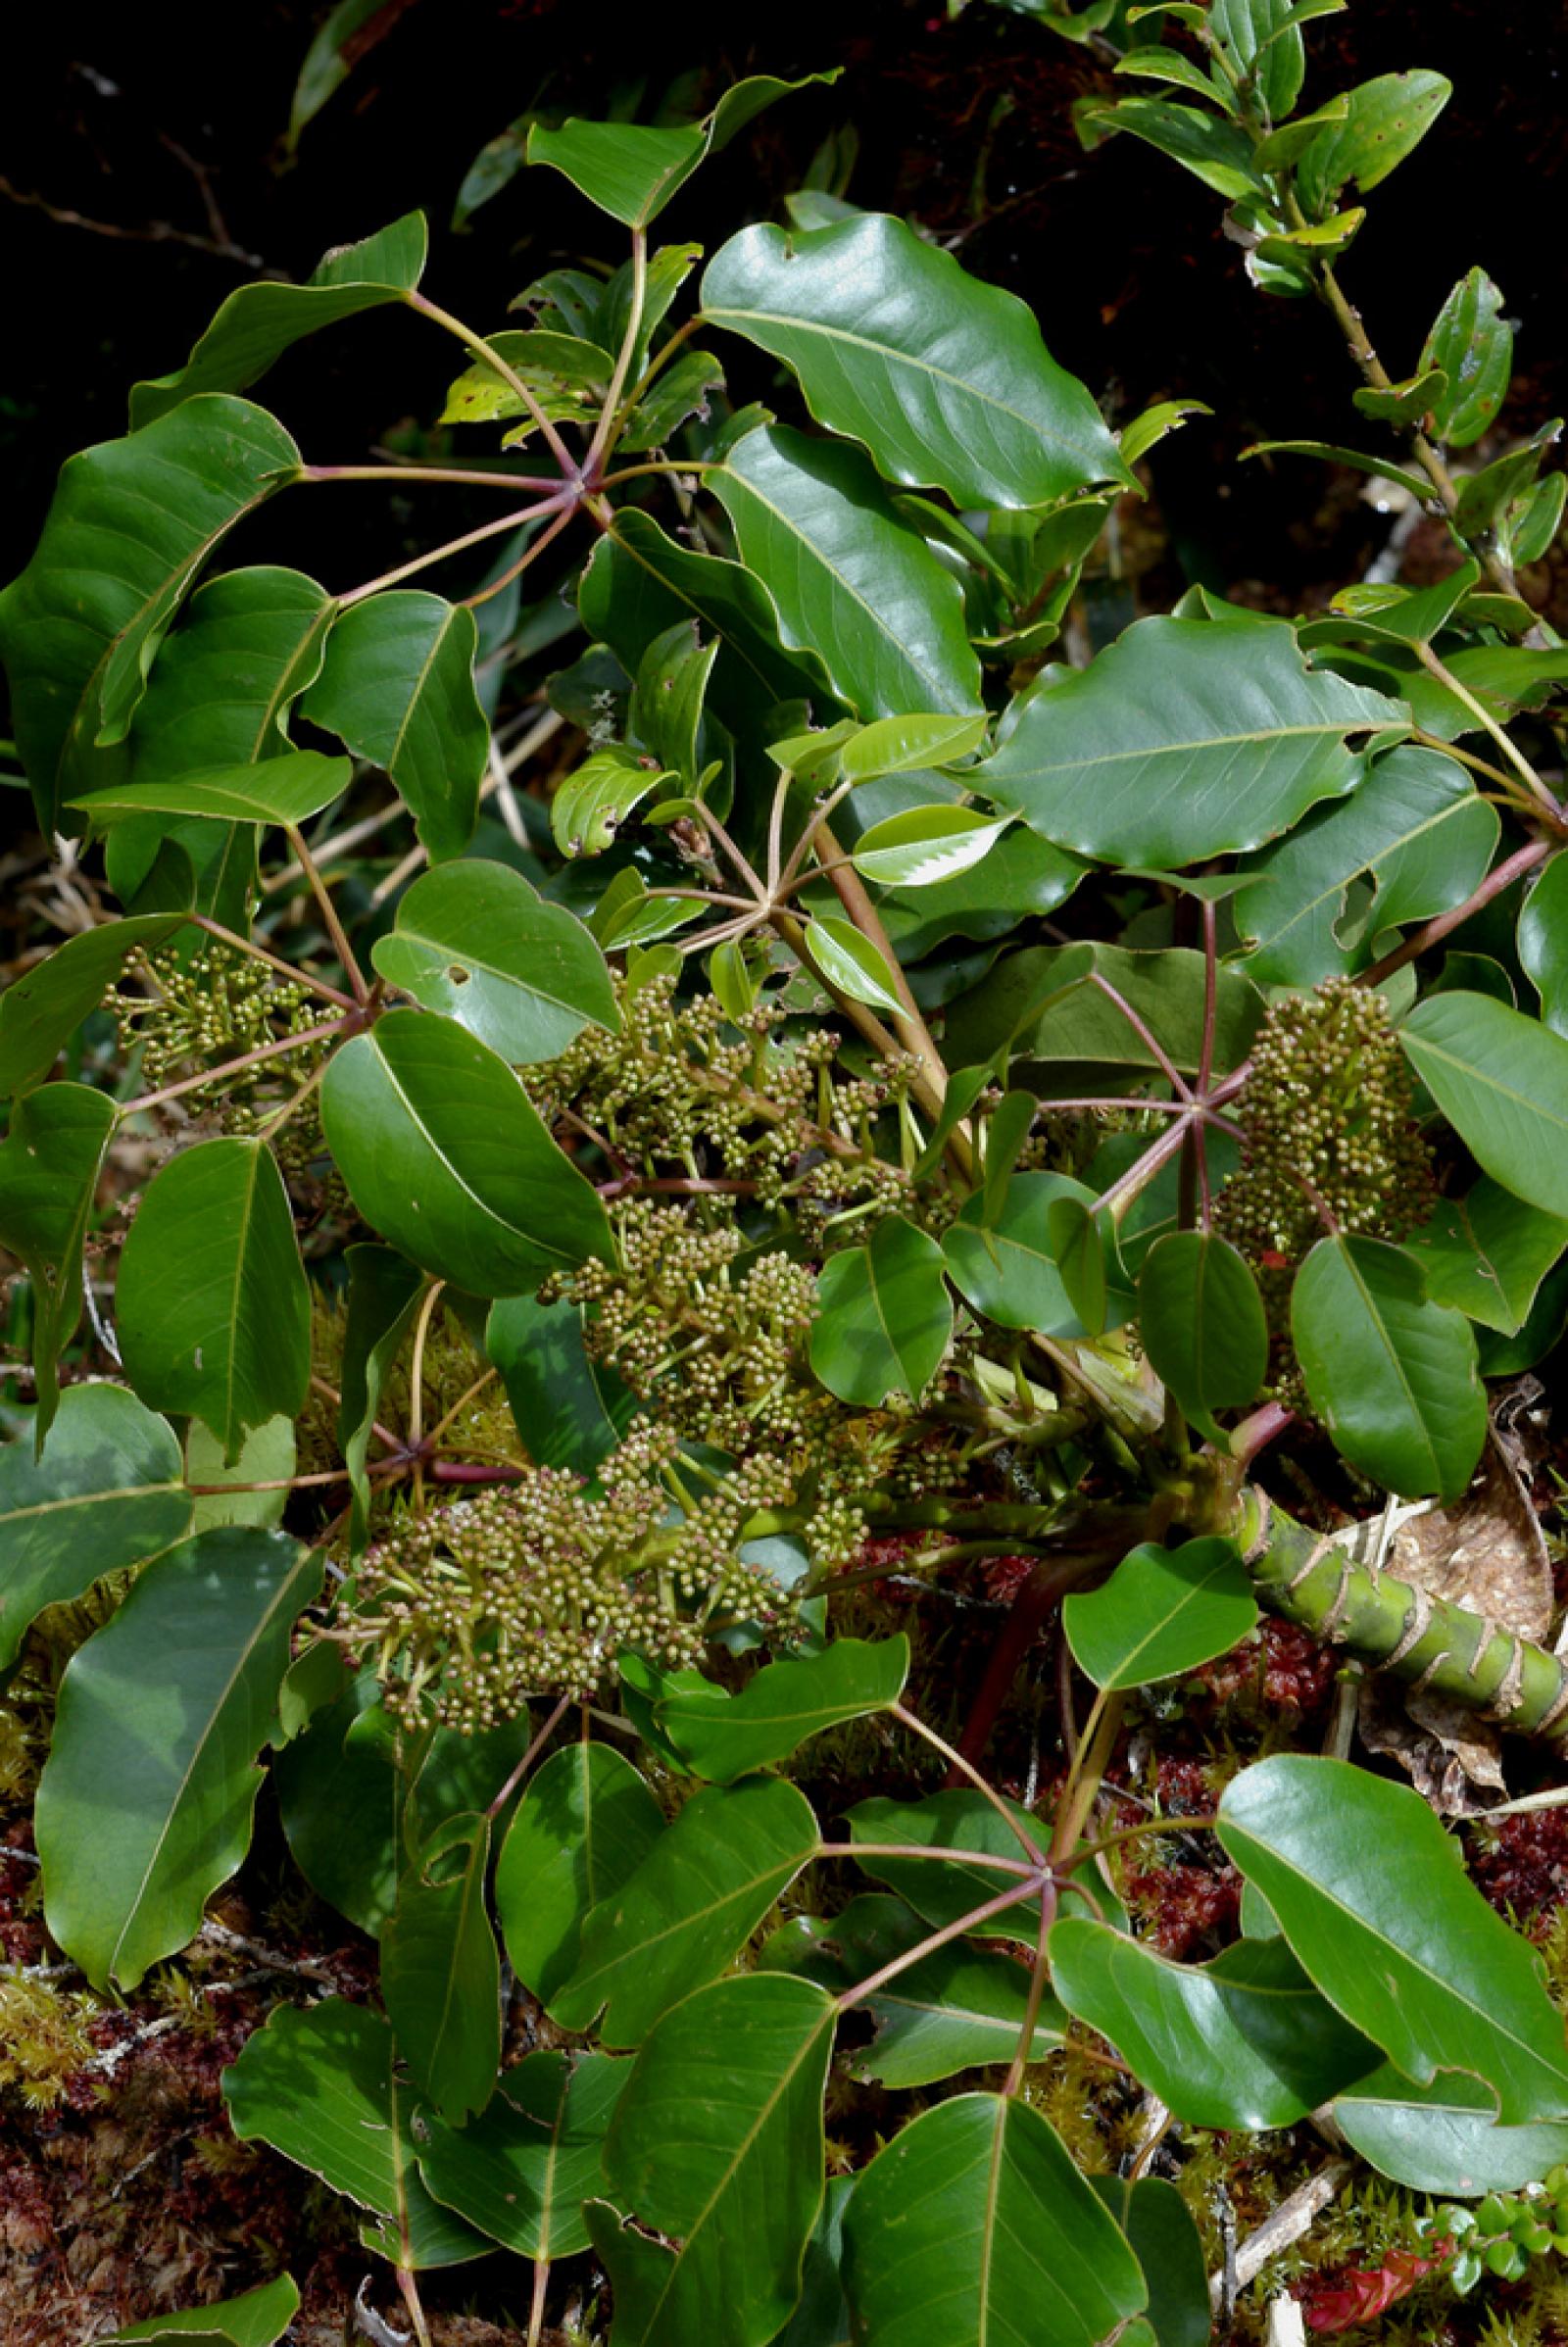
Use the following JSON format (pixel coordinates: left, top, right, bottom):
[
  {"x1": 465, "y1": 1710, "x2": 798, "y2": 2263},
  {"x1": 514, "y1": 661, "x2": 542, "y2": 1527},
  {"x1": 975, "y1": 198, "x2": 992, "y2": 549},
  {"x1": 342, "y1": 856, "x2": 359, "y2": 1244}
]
[{"x1": 1468, "y1": 1805, "x2": 1568, "y2": 1930}]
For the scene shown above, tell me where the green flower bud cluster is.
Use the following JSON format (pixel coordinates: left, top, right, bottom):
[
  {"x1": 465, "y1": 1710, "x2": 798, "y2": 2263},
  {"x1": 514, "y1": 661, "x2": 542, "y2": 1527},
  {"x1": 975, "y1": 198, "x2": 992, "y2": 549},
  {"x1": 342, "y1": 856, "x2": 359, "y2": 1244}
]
[
  {"x1": 353, "y1": 1419, "x2": 786, "y2": 1732},
  {"x1": 109, "y1": 943, "x2": 321, "y2": 1108},
  {"x1": 1422, "y1": 2171, "x2": 1568, "y2": 2294}
]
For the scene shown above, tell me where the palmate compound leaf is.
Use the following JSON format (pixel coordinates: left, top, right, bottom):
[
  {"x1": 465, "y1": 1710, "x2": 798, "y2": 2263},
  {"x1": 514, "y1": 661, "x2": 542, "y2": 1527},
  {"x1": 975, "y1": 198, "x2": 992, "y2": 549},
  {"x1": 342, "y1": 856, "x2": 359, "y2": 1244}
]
[
  {"x1": 35, "y1": 1528, "x2": 321, "y2": 1988},
  {"x1": 417, "y1": 2049, "x2": 629, "y2": 2259},
  {"x1": 588, "y1": 1973, "x2": 837, "y2": 2347},
  {"x1": 1217, "y1": 1754, "x2": 1568, "y2": 2122},
  {"x1": 221, "y1": 1998, "x2": 487, "y2": 2270},
  {"x1": 319, "y1": 1009, "x2": 613, "y2": 1296},
  {"x1": 370, "y1": 858, "x2": 618, "y2": 1062},
  {"x1": 1049, "y1": 1920, "x2": 1379, "y2": 2129},
  {"x1": 652, "y1": 1637, "x2": 910, "y2": 1783},
  {"x1": 1400, "y1": 991, "x2": 1568, "y2": 1221},
  {"x1": 379, "y1": 1810, "x2": 501, "y2": 2125},
  {"x1": 1291, "y1": 1234, "x2": 1488, "y2": 1501},
  {"x1": 1062, "y1": 1539, "x2": 1259, "y2": 1692},
  {"x1": 702, "y1": 212, "x2": 1133, "y2": 511},
  {"x1": 0, "y1": 1080, "x2": 118, "y2": 1442},
  {"x1": 840, "y1": 2093, "x2": 1147, "y2": 2347},
  {"x1": 549, "y1": 1775, "x2": 818, "y2": 2047},
  {"x1": 116, "y1": 1136, "x2": 313, "y2": 1465},
  {"x1": 973, "y1": 614, "x2": 1405, "y2": 867},
  {"x1": 495, "y1": 1741, "x2": 666, "y2": 2004},
  {"x1": 0, "y1": 1383, "x2": 190, "y2": 1670},
  {"x1": 0, "y1": 396, "x2": 302, "y2": 836}
]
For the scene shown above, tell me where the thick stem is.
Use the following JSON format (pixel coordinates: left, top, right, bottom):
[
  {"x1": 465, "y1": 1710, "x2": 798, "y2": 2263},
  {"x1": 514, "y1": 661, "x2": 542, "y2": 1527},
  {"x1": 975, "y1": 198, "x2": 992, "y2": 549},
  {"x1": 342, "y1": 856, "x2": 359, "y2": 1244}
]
[{"x1": 526, "y1": 2260, "x2": 552, "y2": 2347}]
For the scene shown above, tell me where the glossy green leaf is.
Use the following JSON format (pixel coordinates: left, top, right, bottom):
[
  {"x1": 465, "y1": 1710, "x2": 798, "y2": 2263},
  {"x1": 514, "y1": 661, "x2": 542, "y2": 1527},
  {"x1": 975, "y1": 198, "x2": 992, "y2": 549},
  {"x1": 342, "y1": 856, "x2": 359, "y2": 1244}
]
[
  {"x1": 591, "y1": 1973, "x2": 835, "y2": 2347},
  {"x1": 1114, "y1": 45, "x2": 1231, "y2": 106},
  {"x1": 222, "y1": 1998, "x2": 486, "y2": 2267},
  {"x1": 0, "y1": 1384, "x2": 189, "y2": 1670},
  {"x1": 1293, "y1": 1234, "x2": 1487, "y2": 1500},
  {"x1": 839, "y1": 712, "x2": 990, "y2": 781},
  {"x1": 1297, "y1": 72, "x2": 1452, "y2": 217},
  {"x1": 320, "y1": 1009, "x2": 612, "y2": 1296},
  {"x1": 1211, "y1": 0, "x2": 1304, "y2": 119},
  {"x1": 36, "y1": 1527, "x2": 320, "y2": 1987},
  {"x1": 803, "y1": 914, "x2": 906, "y2": 1014},
  {"x1": 484, "y1": 1293, "x2": 638, "y2": 1478},
  {"x1": 945, "y1": 942, "x2": 1264, "y2": 1078},
  {"x1": 711, "y1": 426, "x2": 983, "y2": 719},
  {"x1": 841, "y1": 2094, "x2": 1146, "y2": 2347},
  {"x1": 703, "y1": 213, "x2": 1131, "y2": 511},
  {"x1": 1088, "y1": 2176, "x2": 1210, "y2": 2347},
  {"x1": 1519, "y1": 853, "x2": 1568, "y2": 1038},
  {"x1": 852, "y1": 806, "x2": 1009, "y2": 888},
  {"x1": 122, "y1": 565, "x2": 336, "y2": 791},
  {"x1": 0, "y1": 1080, "x2": 117, "y2": 1440},
  {"x1": 975, "y1": 615, "x2": 1403, "y2": 866},
  {"x1": 1241, "y1": 439, "x2": 1432, "y2": 501},
  {"x1": 371, "y1": 858, "x2": 616, "y2": 1060},
  {"x1": 1405, "y1": 1179, "x2": 1568, "y2": 1336},
  {"x1": 380, "y1": 1810, "x2": 499, "y2": 2125},
  {"x1": 1218, "y1": 1753, "x2": 1568, "y2": 2123},
  {"x1": 287, "y1": 0, "x2": 411, "y2": 146},
  {"x1": 944, "y1": 1172, "x2": 1133, "y2": 1339},
  {"x1": 336, "y1": 1244, "x2": 425, "y2": 1552},
  {"x1": 1064, "y1": 1539, "x2": 1258, "y2": 1692},
  {"x1": 809, "y1": 1216, "x2": 953, "y2": 1406},
  {"x1": 1051, "y1": 1921, "x2": 1376, "y2": 2128},
  {"x1": 760, "y1": 1894, "x2": 1068, "y2": 2086},
  {"x1": 117, "y1": 1137, "x2": 312, "y2": 1463},
  {"x1": 73, "y1": 750, "x2": 351, "y2": 829},
  {"x1": 848, "y1": 1791, "x2": 1048, "y2": 1943},
  {"x1": 1333, "y1": 2066, "x2": 1568, "y2": 2197},
  {"x1": 1423, "y1": 269, "x2": 1513, "y2": 448},
  {"x1": 130, "y1": 216, "x2": 425, "y2": 428},
  {"x1": 302, "y1": 591, "x2": 487, "y2": 862},
  {"x1": 109, "y1": 2275, "x2": 301, "y2": 2346},
  {"x1": 0, "y1": 397, "x2": 301, "y2": 834},
  {"x1": 438, "y1": 328, "x2": 612, "y2": 427},
  {"x1": 1138, "y1": 1232, "x2": 1269, "y2": 1436},
  {"x1": 418, "y1": 2050, "x2": 629, "y2": 2257},
  {"x1": 1078, "y1": 95, "x2": 1262, "y2": 200},
  {"x1": 186, "y1": 1414, "x2": 294, "y2": 1533},
  {"x1": 1234, "y1": 746, "x2": 1499, "y2": 986},
  {"x1": 628, "y1": 619, "x2": 720, "y2": 788},
  {"x1": 620, "y1": 348, "x2": 728, "y2": 454},
  {"x1": 772, "y1": 2177, "x2": 852, "y2": 2347},
  {"x1": 551, "y1": 744, "x2": 672, "y2": 858},
  {"x1": 528, "y1": 73, "x2": 837, "y2": 227},
  {"x1": 655, "y1": 1637, "x2": 909, "y2": 1783},
  {"x1": 1048, "y1": 1197, "x2": 1107, "y2": 1337},
  {"x1": 1400, "y1": 992, "x2": 1568, "y2": 1220},
  {"x1": 496, "y1": 1740, "x2": 665, "y2": 2003},
  {"x1": 0, "y1": 914, "x2": 185, "y2": 1099},
  {"x1": 551, "y1": 1774, "x2": 818, "y2": 2046}
]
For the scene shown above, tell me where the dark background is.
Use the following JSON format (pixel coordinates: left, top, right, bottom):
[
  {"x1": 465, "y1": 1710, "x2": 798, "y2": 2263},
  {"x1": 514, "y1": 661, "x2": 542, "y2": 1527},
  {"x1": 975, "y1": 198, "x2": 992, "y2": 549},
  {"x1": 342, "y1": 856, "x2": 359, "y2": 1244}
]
[{"x1": 2, "y1": 0, "x2": 1564, "y2": 639}]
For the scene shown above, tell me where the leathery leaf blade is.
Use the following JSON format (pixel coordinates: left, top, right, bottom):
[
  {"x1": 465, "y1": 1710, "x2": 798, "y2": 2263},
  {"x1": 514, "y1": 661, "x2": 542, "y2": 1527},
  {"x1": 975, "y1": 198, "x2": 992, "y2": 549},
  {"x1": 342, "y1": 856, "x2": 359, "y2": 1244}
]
[
  {"x1": 379, "y1": 1809, "x2": 501, "y2": 2125},
  {"x1": 418, "y1": 2049, "x2": 629, "y2": 2258},
  {"x1": 495, "y1": 1740, "x2": 665, "y2": 2003},
  {"x1": 654, "y1": 1636, "x2": 910, "y2": 1782}
]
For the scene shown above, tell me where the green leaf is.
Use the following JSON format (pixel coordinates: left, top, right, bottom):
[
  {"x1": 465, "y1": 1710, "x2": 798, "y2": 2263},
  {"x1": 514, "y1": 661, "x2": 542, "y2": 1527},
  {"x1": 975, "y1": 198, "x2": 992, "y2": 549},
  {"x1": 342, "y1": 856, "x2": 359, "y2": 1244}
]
[
  {"x1": 803, "y1": 914, "x2": 906, "y2": 1015},
  {"x1": 0, "y1": 914, "x2": 185, "y2": 1099},
  {"x1": 628, "y1": 619, "x2": 721, "y2": 788},
  {"x1": 655, "y1": 1638, "x2": 910, "y2": 1783},
  {"x1": 380, "y1": 1810, "x2": 500, "y2": 2125},
  {"x1": 528, "y1": 73, "x2": 838, "y2": 228},
  {"x1": 839, "y1": 713, "x2": 990, "y2": 781},
  {"x1": 943, "y1": 1172, "x2": 1133, "y2": 1340},
  {"x1": 1234, "y1": 746, "x2": 1499, "y2": 986},
  {"x1": 371, "y1": 858, "x2": 617, "y2": 1061},
  {"x1": 852, "y1": 807, "x2": 1009, "y2": 888},
  {"x1": 551, "y1": 744, "x2": 673, "y2": 859},
  {"x1": 841, "y1": 2094, "x2": 1147, "y2": 2347},
  {"x1": 772, "y1": 2177, "x2": 852, "y2": 2347},
  {"x1": 1334, "y1": 2066, "x2": 1568, "y2": 2197},
  {"x1": 72, "y1": 750, "x2": 352, "y2": 829},
  {"x1": 123, "y1": 565, "x2": 337, "y2": 783},
  {"x1": 760, "y1": 1894, "x2": 1067, "y2": 2087},
  {"x1": 1400, "y1": 992, "x2": 1568, "y2": 1220},
  {"x1": 711, "y1": 425, "x2": 983, "y2": 719},
  {"x1": 1292, "y1": 1234, "x2": 1487, "y2": 1500},
  {"x1": 35, "y1": 1527, "x2": 320, "y2": 1988},
  {"x1": 485, "y1": 1293, "x2": 639, "y2": 1477},
  {"x1": 550, "y1": 1775, "x2": 818, "y2": 2046},
  {"x1": 1423, "y1": 269, "x2": 1513, "y2": 449},
  {"x1": 0, "y1": 1384, "x2": 190, "y2": 1670},
  {"x1": 1211, "y1": 0, "x2": 1305, "y2": 118},
  {"x1": 809, "y1": 1216, "x2": 953, "y2": 1406},
  {"x1": 221, "y1": 1998, "x2": 486, "y2": 2267},
  {"x1": 1078, "y1": 95, "x2": 1262, "y2": 200},
  {"x1": 1405, "y1": 1178, "x2": 1568, "y2": 1336},
  {"x1": 302, "y1": 592, "x2": 488, "y2": 863},
  {"x1": 1217, "y1": 1753, "x2": 1568, "y2": 2124},
  {"x1": 496, "y1": 1741, "x2": 665, "y2": 2003},
  {"x1": 1351, "y1": 366, "x2": 1448, "y2": 430},
  {"x1": 974, "y1": 615, "x2": 1403, "y2": 866},
  {"x1": 620, "y1": 348, "x2": 728, "y2": 454},
  {"x1": 945, "y1": 942, "x2": 1264, "y2": 1079},
  {"x1": 0, "y1": 397, "x2": 301, "y2": 835},
  {"x1": 0, "y1": 1081, "x2": 117, "y2": 1440},
  {"x1": 319, "y1": 1009, "x2": 613, "y2": 1296},
  {"x1": 1063, "y1": 1539, "x2": 1259, "y2": 1691},
  {"x1": 1051, "y1": 1921, "x2": 1377, "y2": 2128},
  {"x1": 118, "y1": 1137, "x2": 312, "y2": 1464},
  {"x1": 1048, "y1": 1197, "x2": 1107, "y2": 1337},
  {"x1": 337, "y1": 1244, "x2": 425, "y2": 1552},
  {"x1": 1519, "y1": 853, "x2": 1568, "y2": 1038},
  {"x1": 1114, "y1": 46, "x2": 1231, "y2": 106},
  {"x1": 703, "y1": 213, "x2": 1132, "y2": 511},
  {"x1": 287, "y1": 0, "x2": 411, "y2": 147},
  {"x1": 108, "y1": 2275, "x2": 301, "y2": 2345},
  {"x1": 438, "y1": 329, "x2": 612, "y2": 427},
  {"x1": 1297, "y1": 72, "x2": 1452, "y2": 217},
  {"x1": 130, "y1": 216, "x2": 426, "y2": 428},
  {"x1": 848, "y1": 1791, "x2": 1049, "y2": 1943},
  {"x1": 1088, "y1": 2176, "x2": 1210, "y2": 2347},
  {"x1": 591, "y1": 1973, "x2": 835, "y2": 2347},
  {"x1": 187, "y1": 1414, "x2": 295, "y2": 1533},
  {"x1": 1241, "y1": 439, "x2": 1433, "y2": 501},
  {"x1": 1138, "y1": 1233, "x2": 1269, "y2": 1437},
  {"x1": 418, "y1": 2050, "x2": 629, "y2": 2257}
]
